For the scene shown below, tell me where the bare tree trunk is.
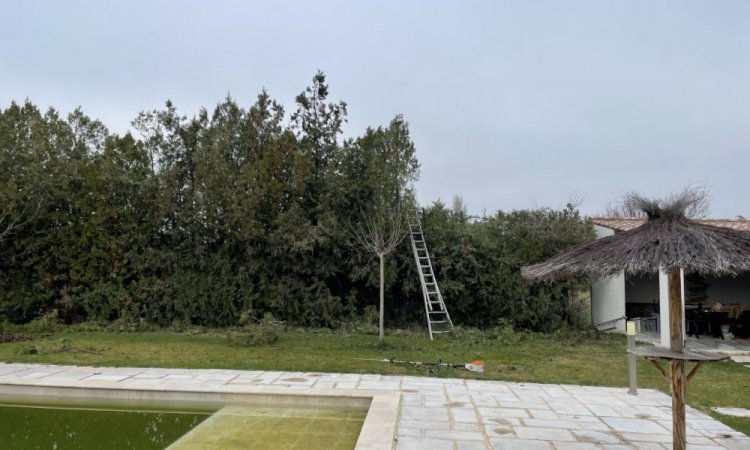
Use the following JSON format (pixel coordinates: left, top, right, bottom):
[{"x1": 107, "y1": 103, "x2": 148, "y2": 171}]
[{"x1": 379, "y1": 252, "x2": 385, "y2": 342}]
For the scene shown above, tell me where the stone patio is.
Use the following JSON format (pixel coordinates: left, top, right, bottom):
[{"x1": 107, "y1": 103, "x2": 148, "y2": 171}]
[{"x1": 0, "y1": 362, "x2": 748, "y2": 449}]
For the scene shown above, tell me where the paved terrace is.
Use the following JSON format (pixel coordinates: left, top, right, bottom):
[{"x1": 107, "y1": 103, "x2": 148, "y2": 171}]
[{"x1": 0, "y1": 363, "x2": 748, "y2": 450}]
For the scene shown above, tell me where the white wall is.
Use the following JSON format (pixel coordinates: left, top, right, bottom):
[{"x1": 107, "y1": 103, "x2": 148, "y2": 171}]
[
  {"x1": 591, "y1": 276, "x2": 626, "y2": 332},
  {"x1": 590, "y1": 225, "x2": 626, "y2": 332}
]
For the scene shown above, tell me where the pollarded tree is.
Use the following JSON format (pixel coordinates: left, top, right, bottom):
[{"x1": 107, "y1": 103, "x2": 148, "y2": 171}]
[
  {"x1": 351, "y1": 201, "x2": 409, "y2": 342},
  {"x1": 347, "y1": 116, "x2": 419, "y2": 341}
]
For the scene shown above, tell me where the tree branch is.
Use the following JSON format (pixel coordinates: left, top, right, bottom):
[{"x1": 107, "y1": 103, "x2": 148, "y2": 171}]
[{"x1": 0, "y1": 196, "x2": 43, "y2": 244}]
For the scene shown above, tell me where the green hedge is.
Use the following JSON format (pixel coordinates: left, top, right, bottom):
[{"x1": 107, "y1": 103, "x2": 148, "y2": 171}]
[{"x1": 0, "y1": 74, "x2": 594, "y2": 331}]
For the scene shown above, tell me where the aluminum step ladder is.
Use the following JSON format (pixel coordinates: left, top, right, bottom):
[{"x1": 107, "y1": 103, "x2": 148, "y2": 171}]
[{"x1": 409, "y1": 210, "x2": 454, "y2": 340}]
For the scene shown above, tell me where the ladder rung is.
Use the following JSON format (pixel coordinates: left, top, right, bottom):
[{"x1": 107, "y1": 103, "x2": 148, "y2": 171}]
[
  {"x1": 431, "y1": 331, "x2": 452, "y2": 334},
  {"x1": 430, "y1": 320, "x2": 448, "y2": 324}
]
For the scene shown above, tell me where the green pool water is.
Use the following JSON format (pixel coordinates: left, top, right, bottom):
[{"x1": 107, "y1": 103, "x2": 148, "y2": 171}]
[
  {"x1": 0, "y1": 403, "x2": 210, "y2": 449},
  {"x1": 0, "y1": 401, "x2": 367, "y2": 450},
  {"x1": 168, "y1": 405, "x2": 367, "y2": 450}
]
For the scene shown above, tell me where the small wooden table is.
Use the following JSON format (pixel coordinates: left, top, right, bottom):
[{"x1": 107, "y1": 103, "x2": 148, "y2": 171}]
[
  {"x1": 628, "y1": 346, "x2": 730, "y2": 449},
  {"x1": 628, "y1": 346, "x2": 729, "y2": 383},
  {"x1": 628, "y1": 346, "x2": 730, "y2": 361}
]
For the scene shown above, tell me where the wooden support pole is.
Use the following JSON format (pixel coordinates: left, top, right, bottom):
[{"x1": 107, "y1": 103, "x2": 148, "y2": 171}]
[
  {"x1": 647, "y1": 358, "x2": 669, "y2": 382},
  {"x1": 686, "y1": 362, "x2": 703, "y2": 383},
  {"x1": 668, "y1": 269, "x2": 686, "y2": 450},
  {"x1": 668, "y1": 270, "x2": 684, "y2": 353},
  {"x1": 670, "y1": 359, "x2": 687, "y2": 449}
]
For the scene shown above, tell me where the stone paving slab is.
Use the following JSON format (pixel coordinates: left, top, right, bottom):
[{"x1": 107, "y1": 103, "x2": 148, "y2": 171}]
[
  {"x1": 713, "y1": 407, "x2": 750, "y2": 418},
  {"x1": 0, "y1": 362, "x2": 747, "y2": 449}
]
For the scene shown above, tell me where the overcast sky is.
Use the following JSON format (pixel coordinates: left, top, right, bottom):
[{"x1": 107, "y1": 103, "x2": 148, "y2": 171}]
[{"x1": 2, "y1": 1, "x2": 749, "y2": 218}]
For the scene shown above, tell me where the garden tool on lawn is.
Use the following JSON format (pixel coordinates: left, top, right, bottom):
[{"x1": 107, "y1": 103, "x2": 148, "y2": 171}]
[{"x1": 354, "y1": 358, "x2": 484, "y2": 373}]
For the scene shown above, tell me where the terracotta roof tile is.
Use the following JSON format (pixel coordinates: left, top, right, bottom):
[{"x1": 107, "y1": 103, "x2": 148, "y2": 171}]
[{"x1": 591, "y1": 217, "x2": 750, "y2": 232}]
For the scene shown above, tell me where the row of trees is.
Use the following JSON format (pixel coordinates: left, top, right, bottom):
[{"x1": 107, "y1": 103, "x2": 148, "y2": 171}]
[{"x1": 0, "y1": 73, "x2": 594, "y2": 331}]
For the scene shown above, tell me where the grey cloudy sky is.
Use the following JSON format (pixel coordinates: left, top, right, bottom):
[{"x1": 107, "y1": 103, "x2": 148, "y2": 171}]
[{"x1": 2, "y1": 0, "x2": 749, "y2": 218}]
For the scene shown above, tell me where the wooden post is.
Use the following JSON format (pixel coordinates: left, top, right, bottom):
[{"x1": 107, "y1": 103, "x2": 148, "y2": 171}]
[
  {"x1": 668, "y1": 270, "x2": 684, "y2": 353},
  {"x1": 668, "y1": 269, "x2": 686, "y2": 450}
]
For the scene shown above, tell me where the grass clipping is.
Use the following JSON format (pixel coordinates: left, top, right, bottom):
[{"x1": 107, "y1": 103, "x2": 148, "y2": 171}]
[{"x1": 227, "y1": 313, "x2": 285, "y2": 346}]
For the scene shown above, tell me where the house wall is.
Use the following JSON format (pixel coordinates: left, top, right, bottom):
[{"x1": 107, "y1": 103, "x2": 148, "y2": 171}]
[
  {"x1": 590, "y1": 225, "x2": 626, "y2": 332},
  {"x1": 591, "y1": 277, "x2": 626, "y2": 332}
]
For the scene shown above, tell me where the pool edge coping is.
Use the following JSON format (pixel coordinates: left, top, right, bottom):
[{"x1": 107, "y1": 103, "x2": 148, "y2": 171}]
[{"x1": 0, "y1": 379, "x2": 400, "y2": 450}]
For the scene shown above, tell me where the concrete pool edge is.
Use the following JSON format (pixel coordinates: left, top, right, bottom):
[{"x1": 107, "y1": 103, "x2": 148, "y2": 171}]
[{"x1": 0, "y1": 379, "x2": 400, "y2": 450}]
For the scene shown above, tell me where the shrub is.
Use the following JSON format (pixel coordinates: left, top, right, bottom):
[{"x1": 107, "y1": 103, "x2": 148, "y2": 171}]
[{"x1": 453, "y1": 321, "x2": 521, "y2": 346}]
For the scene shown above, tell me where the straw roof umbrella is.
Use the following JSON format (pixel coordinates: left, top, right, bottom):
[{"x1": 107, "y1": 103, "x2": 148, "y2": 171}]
[{"x1": 522, "y1": 192, "x2": 750, "y2": 450}]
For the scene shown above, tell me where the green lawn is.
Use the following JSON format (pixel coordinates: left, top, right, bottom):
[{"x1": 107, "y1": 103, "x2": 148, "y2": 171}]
[{"x1": 0, "y1": 328, "x2": 748, "y2": 435}]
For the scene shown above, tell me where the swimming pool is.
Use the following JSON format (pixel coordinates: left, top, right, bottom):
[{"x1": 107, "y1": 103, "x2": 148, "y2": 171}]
[
  {"x1": 0, "y1": 400, "x2": 366, "y2": 450},
  {"x1": 0, "y1": 401, "x2": 209, "y2": 449},
  {"x1": 0, "y1": 380, "x2": 396, "y2": 450}
]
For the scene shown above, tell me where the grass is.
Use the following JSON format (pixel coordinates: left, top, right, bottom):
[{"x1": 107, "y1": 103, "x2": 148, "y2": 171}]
[{"x1": 0, "y1": 327, "x2": 748, "y2": 435}]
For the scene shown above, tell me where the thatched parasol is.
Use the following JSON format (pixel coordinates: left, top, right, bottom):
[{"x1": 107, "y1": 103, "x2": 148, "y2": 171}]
[
  {"x1": 522, "y1": 190, "x2": 750, "y2": 450},
  {"x1": 522, "y1": 216, "x2": 750, "y2": 281}
]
